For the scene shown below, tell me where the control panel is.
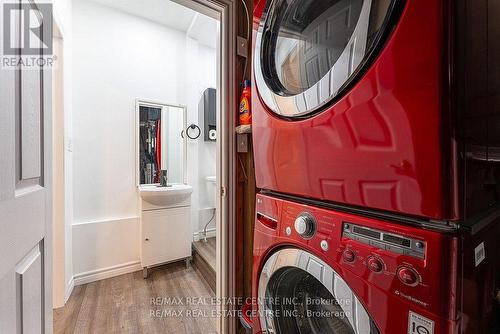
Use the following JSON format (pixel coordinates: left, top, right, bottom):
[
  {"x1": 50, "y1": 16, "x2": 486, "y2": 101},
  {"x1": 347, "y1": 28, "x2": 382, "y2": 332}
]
[
  {"x1": 255, "y1": 193, "x2": 453, "y2": 320},
  {"x1": 342, "y1": 222, "x2": 426, "y2": 259}
]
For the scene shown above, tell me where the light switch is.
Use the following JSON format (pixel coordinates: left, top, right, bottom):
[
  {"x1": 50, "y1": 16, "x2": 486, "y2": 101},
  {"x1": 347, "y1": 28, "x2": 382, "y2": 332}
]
[{"x1": 66, "y1": 137, "x2": 73, "y2": 152}]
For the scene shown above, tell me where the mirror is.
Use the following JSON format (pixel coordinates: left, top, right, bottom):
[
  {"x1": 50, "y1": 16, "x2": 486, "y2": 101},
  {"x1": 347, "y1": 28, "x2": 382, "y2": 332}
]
[{"x1": 137, "y1": 100, "x2": 186, "y2": 185}]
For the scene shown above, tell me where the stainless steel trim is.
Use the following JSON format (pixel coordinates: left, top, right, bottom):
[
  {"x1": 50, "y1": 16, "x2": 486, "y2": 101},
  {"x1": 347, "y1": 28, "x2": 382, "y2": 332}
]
[
  {"x1": 343, "y1": 223, "x2": 425, "y2": 259},
  {"x1": 254, "y1": 0, "x2": 372, "y2": 117},
  {"x1": 258, "y1": 248, "x2": 374, "y2": 333}
]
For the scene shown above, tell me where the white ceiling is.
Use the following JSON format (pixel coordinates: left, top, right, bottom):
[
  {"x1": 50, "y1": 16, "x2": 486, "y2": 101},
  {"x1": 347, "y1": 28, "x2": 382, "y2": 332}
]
[
  {"x1": 187, "y1": 13, "x2": 219, "y2": 49},
  {"x1": 87, "y1": 0, "x2": 219, "y2": 48}
]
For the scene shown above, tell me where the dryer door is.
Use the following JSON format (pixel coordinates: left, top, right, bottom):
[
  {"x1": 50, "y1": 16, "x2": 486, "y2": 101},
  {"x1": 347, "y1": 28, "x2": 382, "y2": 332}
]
[
  {"x1": 258, "y1": 248, "x2": 379, "y2": 334},
  {"x1": 254, "y1": 0, "x2": 401, "y2": 117}
]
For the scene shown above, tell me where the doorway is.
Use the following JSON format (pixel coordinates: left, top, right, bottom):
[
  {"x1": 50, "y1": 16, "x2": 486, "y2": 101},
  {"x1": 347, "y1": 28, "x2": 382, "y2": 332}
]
[
  {"x1": 52, "y1": 19, "x2": 66, "y2": 310},
  {"x1": 51, "y1": 0, "x2": 237, "y2": 333}
]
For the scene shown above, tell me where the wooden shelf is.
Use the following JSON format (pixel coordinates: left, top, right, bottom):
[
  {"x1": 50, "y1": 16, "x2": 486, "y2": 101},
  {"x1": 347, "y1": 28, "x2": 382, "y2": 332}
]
[{"x1": 236, "y1": 124, "x2": 252, "y2": 134}]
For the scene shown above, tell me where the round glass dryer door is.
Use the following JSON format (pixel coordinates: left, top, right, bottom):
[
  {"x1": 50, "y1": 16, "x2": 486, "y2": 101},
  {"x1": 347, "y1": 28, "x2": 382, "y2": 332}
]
[
  {"x1": 254, "y1": 0, "x2": 401, "y2": 117},
  {"x1": 258, "y1": 248, "x2": 380, "y2": 333}
]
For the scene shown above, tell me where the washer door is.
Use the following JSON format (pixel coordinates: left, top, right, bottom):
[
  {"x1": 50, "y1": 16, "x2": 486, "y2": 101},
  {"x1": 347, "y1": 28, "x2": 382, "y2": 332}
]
[
  {"x1": 258, "y1": 248, "x2": 379, "y2": 334},
  {"x1": 254, "y1": 0, "x2": 402, "y2": 117}
]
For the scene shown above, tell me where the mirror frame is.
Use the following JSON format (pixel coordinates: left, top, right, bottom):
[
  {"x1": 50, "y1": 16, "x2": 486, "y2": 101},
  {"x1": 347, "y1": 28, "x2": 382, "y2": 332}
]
[{"x1": 135, "y1": 99, "x2": 187, "y2": 187}]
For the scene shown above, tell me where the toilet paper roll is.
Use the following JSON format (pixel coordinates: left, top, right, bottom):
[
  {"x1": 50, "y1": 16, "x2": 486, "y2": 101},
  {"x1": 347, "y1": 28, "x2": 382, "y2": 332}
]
[{"x1": 209, "y1": 129, "x2": 217, "y2": 140}]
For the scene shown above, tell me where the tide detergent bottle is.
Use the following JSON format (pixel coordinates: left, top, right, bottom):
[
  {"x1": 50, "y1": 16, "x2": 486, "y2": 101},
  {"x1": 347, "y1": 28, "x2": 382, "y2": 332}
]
[{"x1": 239, "y1": 80, "x2": 251, "y2": 125}]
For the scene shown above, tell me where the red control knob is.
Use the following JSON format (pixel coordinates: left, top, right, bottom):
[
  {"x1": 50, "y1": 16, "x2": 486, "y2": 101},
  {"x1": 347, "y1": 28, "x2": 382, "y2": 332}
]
[
  {"x1": 367, "y1": 257, "x2": 384, "y2": 273},
  {"x1": 397, "y1": 266, "x2": 420, "y2": 286},
  {"x1": 343, "y1": 249, "x2": 356, "y2": 263}
]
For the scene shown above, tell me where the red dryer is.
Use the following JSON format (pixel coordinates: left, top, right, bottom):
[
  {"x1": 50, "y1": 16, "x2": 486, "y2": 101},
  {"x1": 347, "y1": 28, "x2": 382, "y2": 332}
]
[
  {"x1": 252, "y1": 0, "x2": 451, "y2": 220},
  {"x1": 251, "y1": 0, "x2": 500, "y2": 225},
  {"x1": 250, "y1": 0, "x2": 500, "y2": 333}
]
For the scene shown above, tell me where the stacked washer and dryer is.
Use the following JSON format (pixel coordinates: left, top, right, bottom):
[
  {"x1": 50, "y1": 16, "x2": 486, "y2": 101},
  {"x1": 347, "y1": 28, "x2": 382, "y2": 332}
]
[{"x1": 250, "y1": 0, "x2": 500, "y2": 333}]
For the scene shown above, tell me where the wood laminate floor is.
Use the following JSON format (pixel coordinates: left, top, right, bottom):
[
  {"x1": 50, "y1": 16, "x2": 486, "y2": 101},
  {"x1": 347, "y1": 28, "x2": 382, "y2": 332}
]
[
  {"x1": 54, "y1": 262, "x2": 217, "y2": 334},
  {"x1": 192, "y1": 237, "x2": 216, "y2": 272}
]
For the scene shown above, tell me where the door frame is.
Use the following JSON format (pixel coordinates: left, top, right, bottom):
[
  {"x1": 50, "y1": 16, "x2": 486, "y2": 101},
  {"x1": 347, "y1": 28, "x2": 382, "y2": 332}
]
[
  {"x1": 172, "y1": 0, "x2": 237, "y2": 333},
  {"x1": 51, "y1": 17, "x2": 66, "y2": 309}
]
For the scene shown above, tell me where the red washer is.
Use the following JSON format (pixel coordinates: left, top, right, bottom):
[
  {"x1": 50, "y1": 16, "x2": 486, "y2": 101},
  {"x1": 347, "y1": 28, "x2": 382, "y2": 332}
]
[
  {"x1": 252, "y1": 194, "x2": 461, "y2": 334},
  {"x1": 252, "y1": 194, "x2": 500, "y2": 334}
]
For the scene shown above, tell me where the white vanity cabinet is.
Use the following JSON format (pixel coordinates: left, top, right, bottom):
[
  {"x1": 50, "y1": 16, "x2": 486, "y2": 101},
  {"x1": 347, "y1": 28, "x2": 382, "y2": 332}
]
[
  {"x1": 141, "y1": 206, "x2": 192, "y2": 268},
  {"x1": 136, "y1": 100, "x2": 192, "y2": 277}
]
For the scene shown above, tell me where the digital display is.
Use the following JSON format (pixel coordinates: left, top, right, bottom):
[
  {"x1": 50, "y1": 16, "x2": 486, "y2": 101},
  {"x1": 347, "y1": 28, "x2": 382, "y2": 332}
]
[
  {"x1": 352, "y1": 226, "x2": 381, "y2": 239},
  {"x1": 383, "y1": 234, "x2": 411, "y2": 248},
  {"x1": 344, "y1": 224, "x2": 423, "y2": 259}
]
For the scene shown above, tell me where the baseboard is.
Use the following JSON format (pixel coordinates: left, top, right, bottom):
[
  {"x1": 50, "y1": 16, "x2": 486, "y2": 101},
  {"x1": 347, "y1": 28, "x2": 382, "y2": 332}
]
[
  {"x1": 73, "y1": 261, "x2": 142, "y2": 286},
  {"x1": 193, "y1": 227, "x2": 216, "y2": 242},
  {"x1": 64, "y1": 276, "x2": 75, "y2": 303}
]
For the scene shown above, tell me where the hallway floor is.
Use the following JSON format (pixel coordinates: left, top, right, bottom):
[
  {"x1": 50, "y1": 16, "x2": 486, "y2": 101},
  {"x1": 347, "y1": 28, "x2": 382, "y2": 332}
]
[{"x1": 54, "y1": 262, "x2": 217, "y2": 334}]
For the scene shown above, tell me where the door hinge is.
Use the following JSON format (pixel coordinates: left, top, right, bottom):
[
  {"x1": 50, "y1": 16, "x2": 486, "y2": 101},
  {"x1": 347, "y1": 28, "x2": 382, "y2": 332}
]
[{"x1": 221, "y1": 186, "x2": 227, "y2": 197}]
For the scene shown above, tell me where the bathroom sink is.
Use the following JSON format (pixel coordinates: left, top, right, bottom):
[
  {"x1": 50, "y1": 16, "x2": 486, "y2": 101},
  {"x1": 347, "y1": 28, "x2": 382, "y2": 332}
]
[{"x1": 139, "y1": 184, "x2": 193, "y2": 207}]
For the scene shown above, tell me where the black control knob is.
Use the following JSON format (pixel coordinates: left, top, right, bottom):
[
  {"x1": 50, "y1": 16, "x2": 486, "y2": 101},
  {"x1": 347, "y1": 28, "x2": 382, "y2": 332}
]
[{"x1": 294, "y1": 213, "x2": 316, "y2": 239}]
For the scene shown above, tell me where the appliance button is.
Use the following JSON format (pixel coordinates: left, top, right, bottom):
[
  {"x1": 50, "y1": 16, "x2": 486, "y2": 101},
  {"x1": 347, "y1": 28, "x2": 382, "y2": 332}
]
[
  {"x1": 386, "y1": 244, "x2": 404, "y2": 254},
  {"x1": 343, "y1": 249, "x2": 356, "y2": 263},
  {"x1": 349, "y1": 235, "x2": 360, "y2": 241},
  {"x1": 415, "y1": 241, "x2": 424, "y2": 249},
  {"x1": 320, "y1": 240, "x2": 329, "y2": 251},
  {"x1": 397, "y1": 267, "x2": 420, "y2": 286},
  {"x1": 367, "y1": 257, "x2": 384, "y2": 273},
  {"x1": 294, "y1": 213, "x2": 316, "y2": 239},
  {"x1": 369, "y1": 240, "x2": 385, "y2": 250},
  {"x1": 403, "y1": 249, "x2": 414, "y2": 256}
]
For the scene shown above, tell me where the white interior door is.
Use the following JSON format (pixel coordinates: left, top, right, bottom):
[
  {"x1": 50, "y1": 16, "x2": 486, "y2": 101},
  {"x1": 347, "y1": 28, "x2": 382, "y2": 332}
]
[{"x1": 0, "y1": 0, "x2": 53, "y2": 333}]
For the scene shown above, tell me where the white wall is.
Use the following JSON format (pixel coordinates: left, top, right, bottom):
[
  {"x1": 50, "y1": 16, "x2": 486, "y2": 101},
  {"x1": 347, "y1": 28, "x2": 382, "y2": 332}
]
[
  {"x1": 184, "y1": 39, "x2": 217, "y2": 238},
  {"x1": 72, "y1": 0, "x2": 186, "y2": 223},
  {"x1": 72, "y1": 217, "x2": 140, "y2": 285},
  {"x1": 71, "y1": 0, "x2": 217, "y2": 281}
]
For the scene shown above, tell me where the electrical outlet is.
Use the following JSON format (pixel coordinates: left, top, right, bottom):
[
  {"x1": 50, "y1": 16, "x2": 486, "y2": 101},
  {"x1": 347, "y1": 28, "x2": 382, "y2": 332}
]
[
  {"x1": 237, "y1": 36, "x2": 248, "y2": 58},
  {"x1": 237, "y1": 133, "x2": 248, "y2": 153}
]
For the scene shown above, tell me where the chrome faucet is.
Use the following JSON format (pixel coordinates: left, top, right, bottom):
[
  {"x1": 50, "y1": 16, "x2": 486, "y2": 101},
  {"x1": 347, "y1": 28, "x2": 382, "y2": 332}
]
[{"x1": 159, "y1": 170, "x2": 169, "y2": 187}]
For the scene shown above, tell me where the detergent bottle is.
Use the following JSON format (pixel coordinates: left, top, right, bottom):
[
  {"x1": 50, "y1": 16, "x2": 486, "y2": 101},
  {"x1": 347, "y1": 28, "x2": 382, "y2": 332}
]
[{"x1": 239, "y1": 80, "x2": 252, "y2": 125}]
